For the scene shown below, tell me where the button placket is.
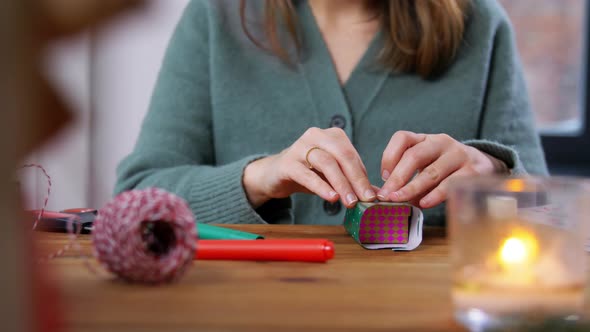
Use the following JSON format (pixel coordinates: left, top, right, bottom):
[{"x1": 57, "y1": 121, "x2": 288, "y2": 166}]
[{"x1": 329, "y1": 114, "x2": 346, "y2": 129}]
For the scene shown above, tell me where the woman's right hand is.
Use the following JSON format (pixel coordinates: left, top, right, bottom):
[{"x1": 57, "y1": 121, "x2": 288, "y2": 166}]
[{"x1": 243, "y1": 127, "x2": 376, "y2": 209}]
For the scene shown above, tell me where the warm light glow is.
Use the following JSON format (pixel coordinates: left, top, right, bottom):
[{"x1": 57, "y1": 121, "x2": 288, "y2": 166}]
[
  {"x1": 505, "y1": 179, "x2": 526, "y2": 192},
  {"x1": 500, "y1": 238, "x2": 528, "y2": 264},
  {"x1": 498, "y1": 230, "x2": 538, "y2": 269}
]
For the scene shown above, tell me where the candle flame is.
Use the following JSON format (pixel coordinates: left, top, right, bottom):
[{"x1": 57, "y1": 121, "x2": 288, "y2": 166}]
[
  {"x1": 498, "y1": 230, "x2": 538, "y2": 268},
  {"x1": 500, "y1": 238, "x2": 528, "y2": 264},
  {"x1": 505, "y1": 179, "x2": 526, "y2": 192}
]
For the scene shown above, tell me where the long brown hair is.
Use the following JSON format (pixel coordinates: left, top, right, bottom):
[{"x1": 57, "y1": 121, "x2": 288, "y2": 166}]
[{"x1": 239, "y1": 0, "x2": 470, "y2": 78}]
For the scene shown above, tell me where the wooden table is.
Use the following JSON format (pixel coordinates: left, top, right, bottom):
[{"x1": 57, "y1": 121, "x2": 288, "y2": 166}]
[{"x1": 39, "y1": 225, "x2": 590, "y2": 332}]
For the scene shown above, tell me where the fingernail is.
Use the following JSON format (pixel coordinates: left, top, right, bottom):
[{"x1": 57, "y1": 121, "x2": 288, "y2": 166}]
[
  {"x1": 377, "y1": 189, "x2": 389, "y2": 201},
  {"x1": 420, "y1": 197, "x2": 430, "y2": 207},
  {"x1": 346, "y1": 193, "x2": 358, "y2": 205},
  {"x1": 364, "y1": 189, "x2": 376, "y2": 201},
  {"x1": 328, "y1": 191, "x2": 338, "y2": 199},
  {"x1": 391, "y1": 190, "x2": 403, "y2": 201},
  {"x1": 381, "y1": 170, "x2": 390, "y2": 181}
]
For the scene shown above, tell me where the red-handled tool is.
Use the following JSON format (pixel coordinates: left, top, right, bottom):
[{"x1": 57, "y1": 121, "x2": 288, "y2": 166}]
[
  {"x1": 195, "y1": 239, "x2": 335, "y2": 262},
  {"x1": 26, "y1": 209, "x2": 97, "y2": 233}
]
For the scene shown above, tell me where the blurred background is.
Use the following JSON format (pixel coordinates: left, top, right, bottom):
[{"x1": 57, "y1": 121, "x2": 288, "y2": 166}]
[
  {"x1": 21, "y1": 0, "x2": 189, "y2": 211},
  {"x1": 21, "y1": 0, "x2": 590, "y2": 212}
]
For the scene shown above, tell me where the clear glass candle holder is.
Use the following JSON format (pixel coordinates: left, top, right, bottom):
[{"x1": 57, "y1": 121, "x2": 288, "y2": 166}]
[{"x1": 447, "y1": 176, "x2": 590, "y2": 331}]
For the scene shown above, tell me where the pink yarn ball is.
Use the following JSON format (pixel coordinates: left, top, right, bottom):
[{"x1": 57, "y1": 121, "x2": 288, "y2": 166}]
[{"x1": 92, "y1": 188, "x2": 197, "y2": 283}]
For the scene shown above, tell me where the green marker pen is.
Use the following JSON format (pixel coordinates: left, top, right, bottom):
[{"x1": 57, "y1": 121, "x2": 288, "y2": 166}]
[{"x1": 195, "y1": 223, "x2": 263, "y2": 240}]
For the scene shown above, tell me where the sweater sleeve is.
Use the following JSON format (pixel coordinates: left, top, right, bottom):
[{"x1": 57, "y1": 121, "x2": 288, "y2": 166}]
[
  {"x1": 462, "y1": 10, "x2": 548, "y2": 176},
  {"x1": 115, "y1": 0, "x2": 292, "y2": 224}
]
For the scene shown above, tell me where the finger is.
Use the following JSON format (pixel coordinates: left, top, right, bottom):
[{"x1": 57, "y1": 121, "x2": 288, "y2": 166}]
[
  {"x1": 380, "y1": 131, "x2": 426, "y2": 182},
  {"x1": 379, "y1": 137, "x2": 442, "y2": 200},
  {"x1": 389, "y1": 148, "x2": 465, "y2": 202},
  {"x1": 316, "y1": 128, "x2": 375, "y2": 202},
  {"x1": 290, "y1": 164, "x2": 340, "y2": 202},
  {"x1": 306, "y1": 147, "x2": 359, "y2": 207},
  {"x1": 418, "y1": 167, "x2": 475, "y2": 209}
]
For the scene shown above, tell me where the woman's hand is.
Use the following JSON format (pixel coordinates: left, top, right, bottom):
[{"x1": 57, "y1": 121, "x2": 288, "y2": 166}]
[
  {"x1": 243, "y1": 127, "x2": 376, "y2": 209},
  {"x1": 377, "y1": 131, "x2": 508, "y2": 209}
]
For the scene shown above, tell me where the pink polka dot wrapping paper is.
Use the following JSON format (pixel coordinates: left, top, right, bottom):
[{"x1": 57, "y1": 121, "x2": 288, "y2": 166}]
[
  {"x1": 359, "y1": 205, "x2": 411, "y2": 244},
  {"x1": 344, "y1": 202, "x2": 424, "y2": 251}
]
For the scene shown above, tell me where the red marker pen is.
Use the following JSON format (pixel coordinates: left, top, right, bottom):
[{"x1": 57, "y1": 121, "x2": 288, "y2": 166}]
[{"x1": 195, "y1": 239, "x2": 335, "y2": 262}]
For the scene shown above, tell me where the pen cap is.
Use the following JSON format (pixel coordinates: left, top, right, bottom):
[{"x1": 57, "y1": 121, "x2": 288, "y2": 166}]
[{"x1": 195, "y1": 239, "x2": 335, "y2": 262}]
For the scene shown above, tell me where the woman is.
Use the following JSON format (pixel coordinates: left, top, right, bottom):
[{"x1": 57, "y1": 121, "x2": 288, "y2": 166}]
[{"x1": 116, "y1": 0, "x2": 547, "y2": 226}]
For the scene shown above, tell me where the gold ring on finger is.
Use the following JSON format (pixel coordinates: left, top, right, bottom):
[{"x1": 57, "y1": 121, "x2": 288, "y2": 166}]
[{"x1": 305, "y1": 146, "x2": 322, "y2": 170}]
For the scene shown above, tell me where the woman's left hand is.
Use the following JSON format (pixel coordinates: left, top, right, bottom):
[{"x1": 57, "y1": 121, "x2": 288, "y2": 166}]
[{"x1": 377, "y1": 131, "x2": 508, "y2": 209}]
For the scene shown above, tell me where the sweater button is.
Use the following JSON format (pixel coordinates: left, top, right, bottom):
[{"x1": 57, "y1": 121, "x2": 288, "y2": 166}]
[
  {"x1": 323, "y1": 200, "x2": 341, "y2": 216},
  {"x1": 329, "y1": 115, "x2": 346, "y2": 129}
]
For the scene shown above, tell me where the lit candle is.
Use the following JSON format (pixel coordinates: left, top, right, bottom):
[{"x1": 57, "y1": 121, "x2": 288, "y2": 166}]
[
  {"x1": 493, "y1": 229, "x2": 538, "y2": 287},
  {"x1": 450, "y1": 177, "x2": 587, "y2": 324}
]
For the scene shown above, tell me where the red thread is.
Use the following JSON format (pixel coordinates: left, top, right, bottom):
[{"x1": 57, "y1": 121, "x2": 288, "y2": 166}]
[
  {"x1": 21, "y1": 163, "x2": 195, "y2": 282},
  {"x1": 92, "y1": 188, "x2": 197, "y2": 283},
  {"x1": 41, "y1": 211, "x2": 82, "y2": 262},
  {"x1": 19, "y1": 164, "x2": 79, "y2": 261},
  {"x1": 19, "y1": 164, "x2": 52, "y2": 230}
]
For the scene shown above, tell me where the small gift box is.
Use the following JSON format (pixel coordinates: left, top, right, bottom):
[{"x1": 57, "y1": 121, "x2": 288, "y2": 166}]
[{"x1": 344, "y1": 202, "x2": 423, "y2": 250}]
